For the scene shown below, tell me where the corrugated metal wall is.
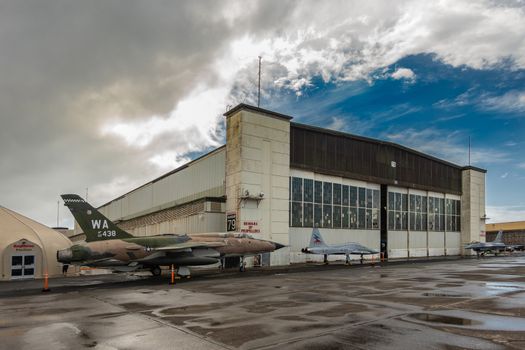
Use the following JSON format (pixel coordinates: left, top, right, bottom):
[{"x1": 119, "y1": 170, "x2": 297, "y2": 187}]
[
  {"x1": 290, "y1": 124, "x2": 462, "y2": 194},
  {"x1": 99, "y1": 147, "x2": 226, "y2": 221}
]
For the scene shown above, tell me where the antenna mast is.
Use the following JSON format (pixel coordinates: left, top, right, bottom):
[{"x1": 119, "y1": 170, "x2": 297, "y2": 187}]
[
  {"x1": 257, "y1": 56, "x2": 262, "y2": 107},
  {"x1": 468, "y1": 136, "x2": 471, "y2": 166},
  {"x1": 56, "y1": 200, "x2": 59, "y2": 227}
]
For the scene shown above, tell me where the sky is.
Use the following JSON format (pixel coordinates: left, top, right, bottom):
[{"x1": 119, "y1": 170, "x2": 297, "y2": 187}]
[{"x1": 1, "y1": 0, "x2": 524, "y2": 228}]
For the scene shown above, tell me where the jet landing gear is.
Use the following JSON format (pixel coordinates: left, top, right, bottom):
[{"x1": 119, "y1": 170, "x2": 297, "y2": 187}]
[
  {"x1": 323, "y1": 254, "x2": 328, "y2": 265},
  {"x1": 150, "y1": 266, "x2": 162, "y2": 276},
  {"x1": 345, "y1": 254, "x2": 350, "y2": 265},
  {"x1": 360, "y1": 254, "x2": 364, "y2": 265},
  {"x1": 240, "y1": 256, "x2": 246, "y2": 272}
]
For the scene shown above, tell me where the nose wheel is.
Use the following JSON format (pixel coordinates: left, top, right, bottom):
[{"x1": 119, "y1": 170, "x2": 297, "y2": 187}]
[
  {"x1": 240, "y1": 256, "x2": 246, "y2": 272},
  {"x1": 150, "y1": 266, "x2": 162, "y2": 276}
]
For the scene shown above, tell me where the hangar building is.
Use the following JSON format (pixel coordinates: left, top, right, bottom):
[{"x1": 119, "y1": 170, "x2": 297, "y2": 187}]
[
  {"x1": 486, "y1": 221, "x2": 525, "y2": 246},
  {"x1": 0, "y1": 206, "x2": 72, "y2": 280},
  {"x1": 90, "y1": 104, "x2": 486, "y2": 266}
]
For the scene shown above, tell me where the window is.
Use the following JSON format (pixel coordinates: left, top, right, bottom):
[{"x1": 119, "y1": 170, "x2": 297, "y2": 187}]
[
  {"x1": 292, "y1": 177, "x2": 303, "y2": 202},
  {"x1": 289, "y1": 177, "x2": 380, "y2": 230},
  {"x1": 323, "y1": 205, "x2": 332, "y2": 228},
  {"x1": 333, "y1": 184, "x2": 341, "y2": 205},
  {"x1": 323, "y1": 182, "x2": 332, "y2": 204},
  {"x1": 304, "y1": 203, "x2": 313, "y2": 227},
  {"x1": 388, "y1": 191, "x2": 408, "y2": 230},
  {"x1": 304, "y1": 179, "x2": 314, "y2": 202},
  {"x1": 314, "y1": 181, "x2": 322, "y2": 203},
  {"x1": 291, "y1": 202, "x2": 302, "y2": 226}
]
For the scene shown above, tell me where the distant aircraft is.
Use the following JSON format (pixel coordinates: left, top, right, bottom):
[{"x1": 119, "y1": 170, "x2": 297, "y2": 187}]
[
  {"x1": 301, "y1": 228, "x2": 378, "y2": 264},
  {"x1": 57, "y1": 194, "x2": 284, "y2": 276},
  {"x1": 464, "y1": 231, "x2": 507, "y2": 257}
]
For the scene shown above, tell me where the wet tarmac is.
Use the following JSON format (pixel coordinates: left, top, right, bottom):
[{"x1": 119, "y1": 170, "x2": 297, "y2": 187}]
[{"x1": 1, "y1": 255, "x2": 525, "y2": 349}]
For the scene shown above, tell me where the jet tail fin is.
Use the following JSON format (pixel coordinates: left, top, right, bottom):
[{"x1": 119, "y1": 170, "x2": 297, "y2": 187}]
[
  {"x1": 493, "y1": 230, "x2": 504, "y2": 243},
  {"x1": 309, "y1": 228, "x2": 327, "y2": 247},
  {"x1": 61, "y1": 194, "x2": 134, "y2": 242}
]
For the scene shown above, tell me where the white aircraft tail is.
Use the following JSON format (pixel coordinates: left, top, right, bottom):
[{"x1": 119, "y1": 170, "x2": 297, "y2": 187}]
[
  {"x1": 309, "y1": 228, "x2": 327, "y2": 247},
  {"x1": 493, "y1": 230, "x2": 503, "y2": 243}
]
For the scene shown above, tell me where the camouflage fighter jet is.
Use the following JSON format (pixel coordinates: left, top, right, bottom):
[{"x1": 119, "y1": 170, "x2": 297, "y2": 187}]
[
  {"x1": 301, "y1": 228, "x2": 378, "y2": 264},
  {"x1": 57, "y1": 194, "x2": 284, "y2": 276}
]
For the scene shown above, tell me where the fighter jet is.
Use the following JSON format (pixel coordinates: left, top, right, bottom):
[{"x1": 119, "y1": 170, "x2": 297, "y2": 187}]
[
  {"x1": 465, "y1": 231, "x2": 507, "y2": 257},
  {"x1": 57, "y1": 194, "x2": 284, "y2": 276},
  {"x1": 301, "y1": 228, "x2": 378, "y2": 264}
]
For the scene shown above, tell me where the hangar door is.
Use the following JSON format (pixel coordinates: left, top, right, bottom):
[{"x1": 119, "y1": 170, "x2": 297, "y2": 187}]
[
  {"x1": 11, "y1": 254, "x2": 35, "y2": 279},
  {"x1": 3, "y1": 239, "x2": 42, "y2": 280}
]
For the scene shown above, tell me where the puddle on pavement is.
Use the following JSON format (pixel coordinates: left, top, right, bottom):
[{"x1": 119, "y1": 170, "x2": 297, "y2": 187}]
[
  {"x1": 422, "y1": 292, "x2": 468, "y2": 298},
  {"x1": 407, "y1": 310, "x2": 525, "y2": 331},
  {"x1": 410, "y1": 313, "x2": 480, "y2": 326}
]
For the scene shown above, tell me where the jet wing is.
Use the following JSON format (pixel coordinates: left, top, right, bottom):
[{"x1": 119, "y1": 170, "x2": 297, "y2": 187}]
[{"x1": 153, "y1": 241, "x2": 226, "y2": 252}]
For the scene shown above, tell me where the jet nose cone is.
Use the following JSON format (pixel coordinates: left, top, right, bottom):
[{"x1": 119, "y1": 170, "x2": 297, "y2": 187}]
[{"x1": 273, "y1": 242, "x2": 286, "y2": 250}]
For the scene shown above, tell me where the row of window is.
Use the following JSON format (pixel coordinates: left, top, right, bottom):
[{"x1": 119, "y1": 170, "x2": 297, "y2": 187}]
[
  {"x1": 288, "y1": 177, "x2": 461, "y2": 232},
  {"x1": 290, "y1": 177, "x2": 380, "y2": 229},
  {"x1": 387, "y1": 192, "x2": 460, "y2": 232}
]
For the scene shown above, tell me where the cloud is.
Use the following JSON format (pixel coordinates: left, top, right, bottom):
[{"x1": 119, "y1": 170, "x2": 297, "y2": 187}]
[
  {"x1": 518, "y1": 163, "x2": 525, "y2": 169},
  {"x1": 501, "y1": 172, "x2": 509, "y2": 178},
  {"x1": 482, "y1": 90, "x2": 525, "y2": 113},
  {"x1": 486, "y1": 205, "x2": 525, "y2": 223},
  {"x1": 1, "y1": 0, "x2": 525, "y2": 225},
  {"x1": 383, "y1": 127, "x2": 510, "y2": 166},
  {"x1": 391, "y1": 68, "x2": 416, "y2": 80}
]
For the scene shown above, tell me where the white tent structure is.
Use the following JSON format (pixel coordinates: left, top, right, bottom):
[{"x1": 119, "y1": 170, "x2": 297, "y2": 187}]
[{"x1": 0, "y1": 206, "x2": 72, "y2": 280}]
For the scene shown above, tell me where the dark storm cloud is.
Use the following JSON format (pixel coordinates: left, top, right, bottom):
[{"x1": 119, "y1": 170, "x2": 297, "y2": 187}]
[{"x1": 1, "y1": 0, "x2": 523, "y2": 226}]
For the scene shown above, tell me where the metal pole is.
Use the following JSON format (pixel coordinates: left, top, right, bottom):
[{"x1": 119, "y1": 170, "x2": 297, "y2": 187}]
[
  {"x1": 56, "y1": 200, "x2": 59, "y2": 227},
  {"x1": 257, "y1": 56, "x2": 262, "y2": 107},
  {"x1": 468, "y1": 136, "x2": 471, "y2": 166}
]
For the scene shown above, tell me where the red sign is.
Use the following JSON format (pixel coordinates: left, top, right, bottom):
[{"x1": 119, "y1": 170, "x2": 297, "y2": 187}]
[
  {"x1": 240, "y1": 221, "x2": 260, "y2": 234},
  {"x1": 13, "y1": 241, "x2": 34, "y2": 251}
]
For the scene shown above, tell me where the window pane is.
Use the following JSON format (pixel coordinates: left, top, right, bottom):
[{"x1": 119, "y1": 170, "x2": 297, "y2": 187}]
[
  {"x1": 11, "y1": 269, "x2": 22, "y2": 276},
  {"x1": 366, "y1": 189, "x2": 373, "y2": 208},
  {"x1": 333, "y1": 184, "x2": 341, "y2": 205},
  {"x1": 409, "y1": 195, "x2": 415, "y2": 212},
  {"x1": 402, "y1": 212, "x2": 408, "y2": 230},
  {"x1": 292, "y1": 202, "x2": 302, "y2": 227},
  {"x1": 366, "y1": 209, "x2": 372, "y2": 229},
  {"x1": 415, "y1": 195, "x2": 421, "y2": 212},
  {"x1": 292, "y1": 177, "x2": 303, "y2": 202},
  {"x1": 304, "y1": 179, "x2": 313, "y2": 202},
  {"x1": 314, "y1": 204, "x2": 323, "y2": 227},
  {"x1": 350, "y1": 187, "x2": 358, "y2": 207},
  {"x1": 422, "y1": 196, "x2": 427, "y2": 213},
  {"x1": 304, "y1": 203, "x2": 313, "y2": 227},
  {"x1": 422, "y1": 214, "x2": 427, "y2": 231},
  {"x1": 373, "y1": 190, "x2": 380, "y2": 209},
  {"x1": 333, "y1": 206, "x2": 341, "y2": 228},
  {"x1": 350, "y1": 207, "x2": 358, "y2": 229},
  {"x1": 358, "y1": 188, "x2": 366, "y2": 208},
  {"x1": 12, "y1": 256, "x2": 22, "y2": 265},
  {"x1": 395, "y1": 193, "x2": 402, "y2": 211},
  {"x1": 456, "y1": 200, "x2": 461, "y2": 215},
  {"x1": 388, "y1": 192, "x2": 395, "y2": 210},
  {"x1": 402, "y1": 194, "x2": 408, "y2": 212},
  {"x1": 428, "y1": 212, "x2": 435, "y2": 231},
  {"x1": 409, "y1": 212, "x2": 416, "y2": 231},
  {"x1": 24, "y1": 256, "x2": 34, "y2": 265},
  {"x1": 440, "y1": 214, "x2": 445, "y2": 231},
  {"x1": 395, "y1": 211, "x2": 402, "y2": 230},
  {"x1": 415, "y1": 213, "x2": 422, "y2": 231},
  {"x1": 388, "y1": 211, "x2": 395, "y2": 230},
  {"x1": 358, "y1": 208, "x2": 365, "y2": 229},
  {"x1": 323, "y1": 205, "x2": 332, "y2": 228},
  {"x1": 342, "y1": 185, "x2": 349, "y2": 206},
  {"x1": 323, "y1": 182, "x2": 332, "y2": 204},
  {"x1": 314, "y1": 181, "x2": 323, "y2": 203},
  {"x1": 372, "y1": 209, "x2": 379, "y2": 229},
  {"x1": 342, "y1": 206, "x2": 349, "y2": 228}
]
